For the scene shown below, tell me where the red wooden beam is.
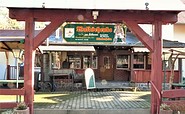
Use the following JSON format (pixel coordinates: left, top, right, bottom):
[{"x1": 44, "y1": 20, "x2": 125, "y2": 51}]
[
  {"x1": 9, "y1": 8, "x2": 178, "y2": 24},
  {"x1": 33, "y1": 18, "x2": 64, "y2": 49},
  {"x1": 7, "y1": 65, "x2": 10, "y2": 80},
  {"x1": 0, "y1": 89, "x2": 25, "y2": 95},
  {"x1": 162, "y1": 89, "x2": 185, "y2": 99},
  {"x1": 0, "y1": 89, "x2": 25, "y2": 109},
  {"x1": 0, "y1": 102, "x2": 17, "y2": 109},
  {"x1": 150, "y1": 81, "x2": 161, "y2": 101},
  {"x1": 151, "y1": 19, "x2": 163, "y2": 114},
  {"x1": 124, "y1": 20, "x2": 154, "y2": 51},
  {"x1": 150, "y1": 81, "x2": 161, "y2": 114},
  {"x1": 24, "y1": 16, "x2": 35, "y2": 114}
]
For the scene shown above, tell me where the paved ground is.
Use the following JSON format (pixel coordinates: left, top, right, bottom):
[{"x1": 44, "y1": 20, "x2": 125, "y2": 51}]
[
  {"x1": 34, "y1": 90, "x2": 151, "y2": 110},
  {"x1": 0, "y1": 90, "x2": 151, "y2": 114}
]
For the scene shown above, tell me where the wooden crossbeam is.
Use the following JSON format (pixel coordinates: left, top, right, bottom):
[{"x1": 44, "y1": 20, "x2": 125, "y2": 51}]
[
  {"x1": 0, "y1": 102, "x2": 18, "y2": 109},
  {"x1": 162, "y1": 89, "x2": 185, "y2": 99},
  {"x1": 0, "y1": 89, "x2": 25, "y2": 95}
]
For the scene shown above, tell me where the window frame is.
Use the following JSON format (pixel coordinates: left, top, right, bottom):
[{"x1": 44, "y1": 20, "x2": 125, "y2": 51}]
[
  {"x1": 116, "y1": 54, "x2": 130, "y2": 70},
  {"x1": 133, "y1": 53, "x2": 145, "y2": 70}
]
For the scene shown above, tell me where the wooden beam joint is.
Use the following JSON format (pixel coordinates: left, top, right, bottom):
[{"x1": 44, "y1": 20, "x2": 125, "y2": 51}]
[{"x1": 124, "y1": 20, "x2": 154, "y2": 52}]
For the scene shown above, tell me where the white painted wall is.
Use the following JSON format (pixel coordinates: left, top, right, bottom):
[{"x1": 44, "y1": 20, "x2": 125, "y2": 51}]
[
  {"x1": 174, "y1": 24, "x2": 185, "y2": 82},
  {"x1": 0, "y1": 52, "x2": 16, "y2": 79},
  {"x1": 174, "y1": 24, "x2": 185, "y2": 43},
  {"x1": 162, "y1": 24, "x2": 174, "y2": 40},
  {"x1": 8, "y1": 51, "x2": 16, "y2": 66},
  {"x1": 0, "y1": 52, "x2": 7, "y2": 79}
]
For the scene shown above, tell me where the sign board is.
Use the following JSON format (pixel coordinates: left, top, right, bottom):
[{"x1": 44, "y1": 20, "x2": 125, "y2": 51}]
[
  {"x1": 62, "y1": 23, "x2": 126, "y2": 44},
  {"x1": 85, "y1": 68, "x2": 96, "y2": 89}
]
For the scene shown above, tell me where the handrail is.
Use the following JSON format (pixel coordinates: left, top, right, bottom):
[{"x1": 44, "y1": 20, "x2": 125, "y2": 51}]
[
  {"x1": 150, "y1": 81, "x2": 161, "y2": 101},
  {"x1": 149, "y1": 81, "x2": 162, "y2": 114}
]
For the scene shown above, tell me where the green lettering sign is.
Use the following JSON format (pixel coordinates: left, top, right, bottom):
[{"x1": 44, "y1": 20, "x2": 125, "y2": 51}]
[{"x1": 62, "y1": 23, "x2": 127, "y2": 44}]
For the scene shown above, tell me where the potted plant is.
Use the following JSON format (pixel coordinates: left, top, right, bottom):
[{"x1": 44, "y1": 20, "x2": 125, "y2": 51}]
[
  {"x1": 160, "y1": 103, "x2": 172, "y2": 114},
  {"x1": 14, "y1": 102, "x2": 29, "y2": 114}
]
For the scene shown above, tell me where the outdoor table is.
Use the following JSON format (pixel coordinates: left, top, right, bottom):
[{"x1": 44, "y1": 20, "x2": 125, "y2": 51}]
[{"x1": 171, "y1": 83, "x2": 185, "y2": 89}]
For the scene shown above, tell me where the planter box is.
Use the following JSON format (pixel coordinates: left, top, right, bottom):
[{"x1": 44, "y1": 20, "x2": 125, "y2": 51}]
[
  {"x1": 160, "y1": 110, "x2": 172, "y2": 114},
  {"x1": 14, "y1": 107, "x2": 29, "y2": 114}
]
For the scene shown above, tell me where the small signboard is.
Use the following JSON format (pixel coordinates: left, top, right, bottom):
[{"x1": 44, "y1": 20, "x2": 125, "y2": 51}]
[
  {"x1": 85, "y1": 68, "x2": 96, "y2": 89},
  {"x1": 62, "y1": 23, "x2": 126, "y2": 44}
]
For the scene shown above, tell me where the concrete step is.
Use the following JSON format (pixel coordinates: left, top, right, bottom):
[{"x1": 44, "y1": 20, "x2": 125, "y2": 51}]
[{"x1": 34, "y1": 109, "x2": 150, "y2": 114}]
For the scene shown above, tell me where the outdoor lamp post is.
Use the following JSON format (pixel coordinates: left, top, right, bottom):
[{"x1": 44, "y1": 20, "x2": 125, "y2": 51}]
[{"x1": 12, "y1": 49, "x2": 23, "y2": 89}]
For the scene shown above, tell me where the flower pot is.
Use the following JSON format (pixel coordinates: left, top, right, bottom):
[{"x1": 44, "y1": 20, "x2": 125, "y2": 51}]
[
  {"x1": 160, "y1": 110, "x2": 172, "y2": 114},
  {"x1": 14, "y1": 107, "x2": 29, "y2": 114}
]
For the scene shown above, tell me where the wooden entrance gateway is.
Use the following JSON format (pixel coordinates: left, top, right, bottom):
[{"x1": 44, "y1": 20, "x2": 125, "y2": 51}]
[{"x1": 1, "y1": 1, "x2": 184, "y2": 114}]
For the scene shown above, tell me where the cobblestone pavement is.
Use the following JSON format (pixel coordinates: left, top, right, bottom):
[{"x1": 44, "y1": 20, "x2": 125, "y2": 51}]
[{"x1": 34, "y1": 91, "x2": 151, "y2": 110}]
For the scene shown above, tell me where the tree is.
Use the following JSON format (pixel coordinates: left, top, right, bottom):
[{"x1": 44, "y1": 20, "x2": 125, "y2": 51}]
[
  {"x1": 0, "y1": 7, "x2": 25, "y2": 29},
  {"x1": 168, "y1": 50, "x2": 179, "y2": 89}
]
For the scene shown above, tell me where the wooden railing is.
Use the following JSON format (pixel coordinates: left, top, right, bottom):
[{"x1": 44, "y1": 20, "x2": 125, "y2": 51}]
[
  {"x1": 162, "y1": 89, "x2": 185, "y2": 105},
  {"x1": 0, "y1": 88, "x2": 25, "y2": 108},
  {"x1": 7, "y1": 65, "x2": 18, "y2": 80},
  {"x1": 150, "y1": 81, "x2": 185, "y2": 114},
  {"x1": 7, "y1": 65, "x2": 24, "y2": 80}
]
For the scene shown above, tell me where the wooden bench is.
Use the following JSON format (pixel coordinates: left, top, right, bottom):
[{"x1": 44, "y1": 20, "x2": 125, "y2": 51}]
[{"x1": 171, "y1": 83, "x2": 185, "y2": 89}]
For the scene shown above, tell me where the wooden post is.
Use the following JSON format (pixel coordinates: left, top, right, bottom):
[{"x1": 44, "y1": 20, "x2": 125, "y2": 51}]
[
  {"x1": 151, "y1": 16, "x2": 162, "y2": 114},
  {"x1": 130, "y1": 51, "x2": 134, "y2": 81},
  {"x1": 7, "y1": 65, "x2": 10, "y2": 80},
  {"x1": 24, "y1": 16, "x2": 35, "y2": 114}
]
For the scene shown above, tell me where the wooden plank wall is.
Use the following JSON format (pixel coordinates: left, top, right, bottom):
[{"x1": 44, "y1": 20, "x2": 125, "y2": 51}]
[{"x1": 133, "y1": 70, "x2": 180, "y2": 83}]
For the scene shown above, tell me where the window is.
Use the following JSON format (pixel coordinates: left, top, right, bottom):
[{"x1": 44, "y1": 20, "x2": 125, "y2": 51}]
[
  {"x1": 92, "y1": 56, "x2": 98, "y2": 69},
  {"x1": 133, "y1": 53, "x2": 144, "y2": 69},
  {"x1": 146, "y1": 53, "x2": 151, "y2": 69},
  {"x1": 68, "y1": 55, "x2": 81, "y2": 69},
  {"x1": 51, "y1": 52, "x2": 60, "y2": 69},
  {"x1": 116, "y1": 55, "x2": 129, "y2": 69},
  {"x1": 103, "y1": 56, "x2": 110, "y2": 69},
  {"x1": 83, "y1": 56, "x2": 90, "y2": 69}
]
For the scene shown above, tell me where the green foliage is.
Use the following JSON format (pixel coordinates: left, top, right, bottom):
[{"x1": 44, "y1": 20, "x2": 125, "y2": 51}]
[
  {"x1": 160, "y1": 103, "x2": 171, "y2": 110},
  {"x1": 15, "y1": 102, "x2": 27, "y2": 110}
]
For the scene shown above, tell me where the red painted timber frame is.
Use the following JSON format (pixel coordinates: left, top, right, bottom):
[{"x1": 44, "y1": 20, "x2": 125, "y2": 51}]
[
  {"x1": 150, "y1": 81, "x2": 185, "y2": 113},
  {"x1": 4, "y1": 8, "x2": 180, "y2": 114},
  {"x1": 0, "y1": 89, "x2": 25, "y2": 108}
]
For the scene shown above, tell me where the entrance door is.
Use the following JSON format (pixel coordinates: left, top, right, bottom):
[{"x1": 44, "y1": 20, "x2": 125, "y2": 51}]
[{"x1": 99, "y1": 52, "x2": 114, "y2": 80}]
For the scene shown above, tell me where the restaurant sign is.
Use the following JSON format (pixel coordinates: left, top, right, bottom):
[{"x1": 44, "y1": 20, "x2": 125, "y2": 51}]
[{"x1": 62, "y1": 23, "x2": 126, "y2": 44}]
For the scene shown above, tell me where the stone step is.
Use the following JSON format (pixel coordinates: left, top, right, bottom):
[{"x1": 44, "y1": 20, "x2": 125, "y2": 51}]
[{"x1": 34, "y1": 109, "x2": 150, "y2": 114}]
